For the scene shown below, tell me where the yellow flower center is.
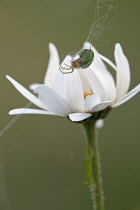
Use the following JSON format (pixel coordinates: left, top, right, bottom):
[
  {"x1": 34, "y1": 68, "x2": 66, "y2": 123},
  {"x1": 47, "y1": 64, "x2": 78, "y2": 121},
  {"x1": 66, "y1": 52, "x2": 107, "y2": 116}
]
[{"x1": 84, "y1": 93, "x2": 94, "y2": 99}]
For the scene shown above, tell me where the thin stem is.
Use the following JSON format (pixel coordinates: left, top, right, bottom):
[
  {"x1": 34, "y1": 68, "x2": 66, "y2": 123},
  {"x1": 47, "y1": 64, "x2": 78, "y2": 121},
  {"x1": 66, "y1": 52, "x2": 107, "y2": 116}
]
[{"x1": 83, "y1": 121, "x2": 104, "y2": 210}]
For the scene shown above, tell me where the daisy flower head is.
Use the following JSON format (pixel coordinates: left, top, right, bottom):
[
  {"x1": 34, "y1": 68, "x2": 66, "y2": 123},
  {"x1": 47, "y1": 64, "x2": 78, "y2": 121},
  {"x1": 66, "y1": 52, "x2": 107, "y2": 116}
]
[{"x1": 6, "y1": 42, "x2": 140, "y2": 123}]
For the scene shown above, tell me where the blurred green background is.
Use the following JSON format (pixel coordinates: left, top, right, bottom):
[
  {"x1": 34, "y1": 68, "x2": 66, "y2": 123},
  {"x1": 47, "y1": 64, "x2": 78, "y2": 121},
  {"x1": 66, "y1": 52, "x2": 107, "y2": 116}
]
[{"x1": 0, "y1": 0, "x2": 140, "y2": 209}]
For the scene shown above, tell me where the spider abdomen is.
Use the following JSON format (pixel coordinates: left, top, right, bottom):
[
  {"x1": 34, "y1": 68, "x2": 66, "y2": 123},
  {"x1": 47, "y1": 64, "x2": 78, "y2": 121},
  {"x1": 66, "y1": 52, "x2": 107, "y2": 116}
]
[{"x1": 79, "y1": 49, "x2": 94, "y2": 69}]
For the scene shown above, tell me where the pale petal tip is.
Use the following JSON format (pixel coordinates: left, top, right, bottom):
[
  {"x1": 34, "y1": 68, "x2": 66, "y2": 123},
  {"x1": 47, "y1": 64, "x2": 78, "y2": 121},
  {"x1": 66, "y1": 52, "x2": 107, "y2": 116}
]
[
  {"x1": 49, "y1": 42, "x2": 54, "y2": 48},
  {"x1": 69, "y1": 113, "x2": 92, "y2": 122},
  {"x1": 9, "y1": 110, "x2": 14, "y2": 115},
  {"x1": 49, "y1": 42, "x2": 53, "y2": 45},
  {"x1": 115, "y1": 43, "x2": 121, "y2": 47},
  {"x1": 6, "y1": 75, "x2": 10, "y2": 80},
  {"x1": 115, "y1": 43, "x2": 122, "y2": 52},
  {"x1": 49, "y1": 42, "x2": 57, "y2": 52},
  {"x1": 96, "y1": 119, "x2": 104, "y2": 129},
  {"x1": 6, "y1": 75, "x2": 15, "y2": 84},
  {"x1": 83, "y1": 41, "x2": 91, "y2": 48},
  {"x1": 9, "y1": 109, "x2": 21, "y2": 115},
  {"x1": 29, "y1": 83, "x2": 41, "y2": 91}
]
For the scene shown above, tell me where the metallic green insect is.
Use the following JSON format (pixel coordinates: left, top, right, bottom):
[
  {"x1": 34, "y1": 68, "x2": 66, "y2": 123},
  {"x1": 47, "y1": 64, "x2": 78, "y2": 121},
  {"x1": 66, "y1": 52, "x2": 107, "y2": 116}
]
[{"x1": 59, "y1": 47, "x2": 94, "y2": 74}]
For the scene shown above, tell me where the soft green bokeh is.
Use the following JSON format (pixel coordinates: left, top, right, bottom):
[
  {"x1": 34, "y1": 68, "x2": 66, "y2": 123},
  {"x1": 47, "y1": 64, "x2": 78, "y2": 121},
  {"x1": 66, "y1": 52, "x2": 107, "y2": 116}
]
[{"x1": 0, "y1": 0, "x2": 140, "y2": 210}]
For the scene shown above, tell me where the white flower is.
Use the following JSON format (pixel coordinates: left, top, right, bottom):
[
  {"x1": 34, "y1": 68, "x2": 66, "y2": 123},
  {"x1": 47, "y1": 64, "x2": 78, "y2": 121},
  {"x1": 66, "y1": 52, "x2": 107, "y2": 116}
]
[{"x1": 6, "y1": 42, "x2": 140, "y2": 123}]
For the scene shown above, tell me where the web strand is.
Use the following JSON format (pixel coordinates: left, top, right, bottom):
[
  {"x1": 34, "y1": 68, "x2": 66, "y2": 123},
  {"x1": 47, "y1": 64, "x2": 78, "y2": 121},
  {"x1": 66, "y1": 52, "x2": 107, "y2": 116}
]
[
  {"x1": 86, "y1": 0, "x2": 118, "y2": 45},
  {"x1": 0, "y1": 102, "x2": 31, "y2": 137},
  {"x1": 0, "y1": 0, "x2": 118, "y2": 136}
]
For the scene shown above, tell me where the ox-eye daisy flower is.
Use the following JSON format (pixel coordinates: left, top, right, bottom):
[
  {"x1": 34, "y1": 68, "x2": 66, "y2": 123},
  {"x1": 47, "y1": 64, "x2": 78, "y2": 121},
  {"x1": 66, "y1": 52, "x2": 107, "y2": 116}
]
[
  {"x1": 6, "y1": 42, "x2": 140, "y2": 210},
  {"x1": 6, "y1": 42, "x2": 140, "y2": 123}
]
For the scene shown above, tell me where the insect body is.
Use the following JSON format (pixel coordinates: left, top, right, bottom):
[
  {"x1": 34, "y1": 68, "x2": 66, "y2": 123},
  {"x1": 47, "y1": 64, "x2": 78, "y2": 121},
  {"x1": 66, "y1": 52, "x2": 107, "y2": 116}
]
[{"x1": 59, "y1": 47, "x2": 94, "y2": 74}]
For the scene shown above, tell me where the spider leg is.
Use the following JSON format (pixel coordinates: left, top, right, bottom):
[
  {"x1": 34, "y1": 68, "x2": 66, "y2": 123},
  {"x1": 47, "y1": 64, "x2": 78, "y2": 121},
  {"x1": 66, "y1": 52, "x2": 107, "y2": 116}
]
[
  {"x1": 59, "y1": 67, "x2": 74, "y2": 74},
  {"x1": 64, "y1": 63, "x2": 71, "y2": 68},
  {"x1": 59, "y1": 62, "x2": 72, "y2": 70}
]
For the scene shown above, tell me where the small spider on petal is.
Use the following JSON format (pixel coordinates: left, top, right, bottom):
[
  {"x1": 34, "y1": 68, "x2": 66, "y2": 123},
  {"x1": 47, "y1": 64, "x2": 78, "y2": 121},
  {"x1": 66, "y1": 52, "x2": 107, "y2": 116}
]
[{"x1": 59, "y1": 47, "x2": 94, "y2": 74}]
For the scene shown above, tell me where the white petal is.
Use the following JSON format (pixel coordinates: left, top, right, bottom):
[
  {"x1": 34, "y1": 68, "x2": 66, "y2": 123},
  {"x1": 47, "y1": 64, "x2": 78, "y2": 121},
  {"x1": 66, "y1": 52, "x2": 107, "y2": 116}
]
[
  {"x1": 84, "y1": 94, "x2": 100, "y2": 112},
  {"x1": 83, "y1": 42, "x2": 93, "y2": 51},
  {"x1": 78, "y1": 69, "x2": 92, "y2": 94},
  {"x1": 29, "y1": 83, "x2": 41, "y2": 91},
  {"x1": 112, "y1": 84, "x2": 140, "y2": 107},
  {"x1": 69, "y1": 113, "x2": 92, "y2": 122},
  {"x1": 52, "y1": 70, "x2": 65, "y2": 97},
  {"x1": 96, "y1": 119, "x2": 104, "y2": 129},
  {"x1": 9, "y1": 108, "x2": 56, "y2": 116},
  {"x1": 52, "y1": 55, "x2": 85, "y2": 114},
  {"x1": 91, "y1": 101, "x2": 112, "y2": 112},
  {"x1": 115, "y1": 43, "x2": 131, "y2": 101},
  {"x1": 84, "y1": 68, "x2": 106, "y2": 101},
  {"x1": 44, "y1": 43, "x2": 60, "y2": 87},
  {"x1": 6, "y1": 75, "x2": 47, "y2": 110},
  {"x1": 35, "y1": 85, "x2": 71, "y2": 117},
  {"x1": 63, "y1": 70, "x2": 84, "y2": 112},
  {"x1": 98, "y1": 53, "x2": 118, "y2": 71},
  {"x1": 52, "y1": 55, "x2": 72, "y2": 98},
  {"x1": 83, "y1": 42, "x2": 116, "y2": 102}
]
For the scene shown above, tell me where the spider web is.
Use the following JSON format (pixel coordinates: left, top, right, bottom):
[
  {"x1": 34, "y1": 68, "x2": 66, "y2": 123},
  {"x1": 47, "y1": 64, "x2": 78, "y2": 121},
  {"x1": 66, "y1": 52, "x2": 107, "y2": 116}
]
[
  {"x1": 86, "y1": 0, "x2": 118, "y2": 46},
  {"x1": 70, "y1": 0, "x2": 118, "y2": 59},
  {"x1": 0, "y1": 102, "x2": 31, "y2": 137},
  {"x1": 0, "y1": 0, "x2": 118, "y2": 136},
  {"x1": 61, "y1": 0, "x2": 118, "y2": 74}
]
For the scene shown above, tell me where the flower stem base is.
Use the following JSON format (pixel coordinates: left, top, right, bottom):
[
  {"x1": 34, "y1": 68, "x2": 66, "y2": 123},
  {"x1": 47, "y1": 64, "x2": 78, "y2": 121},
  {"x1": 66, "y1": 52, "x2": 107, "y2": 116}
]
[{"x1": 83, "y1": 121, "x2": 105, "y2": 210}]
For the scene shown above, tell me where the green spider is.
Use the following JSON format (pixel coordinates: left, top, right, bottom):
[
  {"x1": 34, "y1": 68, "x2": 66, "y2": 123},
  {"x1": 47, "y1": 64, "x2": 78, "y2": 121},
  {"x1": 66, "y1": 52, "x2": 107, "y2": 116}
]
[{"x1": 59, "y1": 47, "x2": 94, "y2": 74}]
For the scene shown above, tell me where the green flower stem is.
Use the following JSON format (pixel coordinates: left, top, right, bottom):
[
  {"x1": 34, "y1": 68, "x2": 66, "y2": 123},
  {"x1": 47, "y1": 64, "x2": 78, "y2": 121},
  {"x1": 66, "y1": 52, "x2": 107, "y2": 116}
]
[{"x1": 83, "y1": 121, "x2": 104, "y2": 210}]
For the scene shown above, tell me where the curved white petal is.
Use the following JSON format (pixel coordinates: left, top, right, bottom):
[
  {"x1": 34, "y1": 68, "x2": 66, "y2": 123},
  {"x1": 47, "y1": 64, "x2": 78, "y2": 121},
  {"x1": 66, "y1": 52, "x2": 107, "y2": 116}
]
[
  {"x1": 63, "y1": 70, "x2": 84, "y2": 113},
  {"x1": 112, "y1": 84, "x2": 140, "y2": 107},
  {"x1": 78, "y1": 69, "x2": 92, "y2": 94},
  {"x1": 44, "y1": 43, "x2": 60, "y2": 87},
  {"x1": 53, "y1": 55, "x2": 72, "y2": 98},
  {"x1": 83, "y1": 67, "x2": 107, "y2": 101},
  {"x1": 9, "y1": 108, "x2": 56, "y2": 116},
  {"x1": 115, "y1": 43, "x2": 131, "y2": 101},
  {"x1": 58, "y1": 55, "x2": 85, "y2": 112},
  {"x1": 69, "y1": 113, "x2": 92, "y2": 122},
  {"x1": 35, "y1": 85, "x2": 71, "y2": 117},
  {"x1": 96, "y1": 119, "x2": 104, "y2": 129},
  {"x1": 29, "y1": 83, "x2": 41, "y2": 91},
  {"x1": 91, "y1": 101, "x2": 112, "y2": 112},
  {"x1": 83, "y1": 42, "x2": 116, "y2": 102},
  {"x1": 6, "y1": 75, "x2": 47, "y2": 110},
  {"x1": 98, "y1": 53, "x2": 118, "y2": 71},
  {"x1": 84, "y1": 94, "x2": 100, "y2": 112}
]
